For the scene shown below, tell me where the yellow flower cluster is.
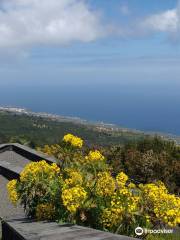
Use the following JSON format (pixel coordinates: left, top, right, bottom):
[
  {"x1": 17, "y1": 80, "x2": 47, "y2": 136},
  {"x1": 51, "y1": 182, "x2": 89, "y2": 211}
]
[
  {"x1": 140, "y1": 182, "x2": 180, "y2": 227},
  {"x1": 116, "y1": 172, "x2": 128, "y2": 187},
  {"x1": 95, "y1": 172, "x2": 115, "y2": 197},
  {"x1": 37, "y1": 144, "x2": 60, "y2": 156},
  {"x1": 62, "y1": 186, "x2": 87, "y2": 213},
  {"x1": 102, "y1": 172, "x2": 139, "y2": 230},
  {"x1": 102, "y1": 207, "x2": 123, "y2": 229},
  {"x1": 85, "y1": 150, "x2": 105, "y2": 163},
  {"x1": 63, "y1": 134, "x2": 83, "y2": 148},
  {"x1": 7, "y1": 179, "x2": 18, "y2": 205},
  {"x1": 20, "y1": 160, "x2": 60, "y2": 182},
  {"x1": 36, "y1": 203, "x2": 55, "y2": 220},
  {"x1": 155, "y1": 195, "x2": 180, "y2": 227},
  {"x1": 102, "y1": 188, "x2": 139, "y2": 229},
  {"x1": 65, "y1": 169, "x2": 83, "y2": 187}
]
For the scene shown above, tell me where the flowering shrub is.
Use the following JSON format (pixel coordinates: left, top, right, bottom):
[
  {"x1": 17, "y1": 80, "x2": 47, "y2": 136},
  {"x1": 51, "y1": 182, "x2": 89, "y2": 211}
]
[
  {"x1": 20, "y1": 160, "x2": 60, "y2": 182},
  {"x1": 85, "y1": 150, "x2": 105, "y2": 162},
  {"x1": 95, "y1": 172, "x2": 115, "y2": 197},
  {"x1": 7, "y1": 134, "x2": 180, "y2": 238},
  {"x1": 63, "y1": 133, "x2": 83, "y2": 148},
  {"x1": 101, "y1": 176, "x2": 140, "y2": 235},
  {"x1": 140, "y1": 182, "x2": 180, "y2": 227},
  {"x1": 13, "y1": 160, "x2": 61, "y2": 217},
  {"x1": 36, "y1": 144, "x2": 61, "y2": 157},
  {"x1": 7, "y1": 179, "x2": 18, "y2": 205},
  {"x1": 116, "y1": 171, "x2": 128, "y2": 184},
  {"x1": 62, "y1": 186, "x2": 87, "y2": 214},
  {"x1": 64, "y1": 169, "x2": 83, "y2": 187}
]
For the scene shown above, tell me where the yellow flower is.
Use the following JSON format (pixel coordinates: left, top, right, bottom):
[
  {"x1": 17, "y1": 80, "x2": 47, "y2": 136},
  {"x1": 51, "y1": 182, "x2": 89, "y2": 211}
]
[
  {"x1": 101, "y1": 181, "x2": 139, "y2": 230},
  {"x1": 85, "y1": 150, "x2": 105, "y2": 162},
  {"x1": 95, "y1": 172, "x2": 115, "y2": 197},
  {"x1": 37, "y1": 144, "x2": 60, "y2": 156},
  {"x1": 20, "y1": 160, "x2": 60, "y2": 182},
  {"x1": 65, "y1": 169, "x2": 83, "y2": 187},
  {"x1": 101, "y1": 207, "x2": 123, "y2": 229},
  {"x1": 63, "y1": 134, "x2": 83, "y2": 148},
  {"x1": 7, "y1": 180, "x2": 18, "y2": 205},
  {"x1": 141, "y1": 181, "x2": 180, "y2": 227},
  {"x1": 116, "y1": 172, "x2": 128, "y2": 187},
  {"x1": 62, "y1": 186, "x2": 87, "y2": 213}
]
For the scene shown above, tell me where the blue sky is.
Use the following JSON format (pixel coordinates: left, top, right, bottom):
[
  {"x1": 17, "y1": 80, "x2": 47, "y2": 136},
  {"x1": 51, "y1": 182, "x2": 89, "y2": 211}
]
[
  {"x1": 1, "y1": 1, "x2": 180, "y2": 134},
  {"x1": 0, "y1": 0, "x2": 180, "y2": 87}
]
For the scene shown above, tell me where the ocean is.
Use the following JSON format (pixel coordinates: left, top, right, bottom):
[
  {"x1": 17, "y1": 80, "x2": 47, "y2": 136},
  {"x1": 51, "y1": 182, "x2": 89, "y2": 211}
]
[{"x1": 0, "y1": 81, "x2": 180, "y2": 135}]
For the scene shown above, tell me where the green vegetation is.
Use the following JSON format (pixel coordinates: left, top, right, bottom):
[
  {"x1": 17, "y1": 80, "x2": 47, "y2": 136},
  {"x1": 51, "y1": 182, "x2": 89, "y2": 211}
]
[
  {"x1": 0, "y1": 111, "x2": 179, "y2": 193},
  {"x1": 103, "y1": 137, "x2": 180, "y2": 194},
  {"x1": 0, "y1": 111, "x2": 146, "y2": 147}
]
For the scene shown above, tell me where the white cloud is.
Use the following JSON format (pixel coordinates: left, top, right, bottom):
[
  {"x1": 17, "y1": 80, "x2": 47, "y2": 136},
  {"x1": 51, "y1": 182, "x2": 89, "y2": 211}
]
[
  {"x1": 142, "y1": 9, "x2": 178, "y2": 32},
  {"x1": 1, "y1": 0, "x2": 180, "y2": 51},
  {"x1": 125, "y1": 3, "x2": 180, "y2": 43},
  {"x1": 111, "y1": 3, "x2": 180, "y2": 41},
  {"x1": 0, "y1": 0, "x2": 106, "y2": 48}
]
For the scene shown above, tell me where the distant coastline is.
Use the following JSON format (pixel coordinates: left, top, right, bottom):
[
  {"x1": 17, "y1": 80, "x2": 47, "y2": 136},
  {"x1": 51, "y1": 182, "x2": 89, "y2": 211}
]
[
  {"x1": 0, "y1": 105, "x2": 180, "y2": 144},
  {"x1": 0, "y1": 105, "x2": 136, "y2": 133}
]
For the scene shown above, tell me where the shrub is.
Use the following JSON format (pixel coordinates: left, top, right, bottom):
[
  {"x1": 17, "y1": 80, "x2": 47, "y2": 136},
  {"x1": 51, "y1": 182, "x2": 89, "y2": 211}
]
[
  {"x1": 7, "y1": 134, "x2": 180, "y2": 238},
  {"x1": 103, "y1": 137, "x2": 180, "y2": 194}
]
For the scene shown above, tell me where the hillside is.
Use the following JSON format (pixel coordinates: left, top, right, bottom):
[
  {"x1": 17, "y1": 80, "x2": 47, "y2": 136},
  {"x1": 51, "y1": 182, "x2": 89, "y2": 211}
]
[{"x1": 0, "y1": 110, "x2": 147, "y2": 147}]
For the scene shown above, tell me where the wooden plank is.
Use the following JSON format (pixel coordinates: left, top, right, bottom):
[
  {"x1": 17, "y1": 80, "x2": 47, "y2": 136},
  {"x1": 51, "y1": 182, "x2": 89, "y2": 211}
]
[
  {"x1": 0, "y1": 143, "x2": 57, "y2": 164},
  {"x1": 2, "y1": 217, "x2": 137, "y2": 240}
]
